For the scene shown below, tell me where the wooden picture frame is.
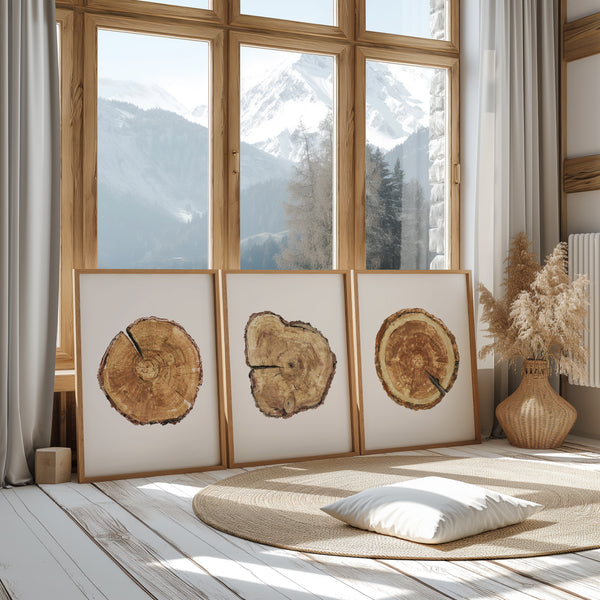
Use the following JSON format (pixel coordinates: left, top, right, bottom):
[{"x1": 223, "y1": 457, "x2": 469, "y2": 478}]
[
  {"x1": 355, "y1": 270, "x2": 480, "y2": 454},
  {"x1": 223, "y1": 270, "x2": 359, "y2": 467},
  {"x1": 74, "y1": 270, "x2": 227, "y2": 482}
]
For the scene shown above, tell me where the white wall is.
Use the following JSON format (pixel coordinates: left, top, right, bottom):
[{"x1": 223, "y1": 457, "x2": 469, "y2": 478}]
[{"x1": 564, "y1": 0, "x2": 600, "y2": 437}]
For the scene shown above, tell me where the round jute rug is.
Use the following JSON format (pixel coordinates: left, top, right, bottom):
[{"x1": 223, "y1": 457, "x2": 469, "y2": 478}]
[{"x1": 193, "y1": 454, "x2": 600, "y2": 560}]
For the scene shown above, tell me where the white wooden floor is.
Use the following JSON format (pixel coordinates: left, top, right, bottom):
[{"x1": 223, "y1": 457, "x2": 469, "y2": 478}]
[{"x1": 3, "y1": 437, "x2": 600, "y2": 600}]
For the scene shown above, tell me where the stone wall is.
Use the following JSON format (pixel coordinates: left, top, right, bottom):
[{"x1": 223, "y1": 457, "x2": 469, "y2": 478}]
[{"x1": 428, "y1": 0, "x2": 448, "y2": 268}]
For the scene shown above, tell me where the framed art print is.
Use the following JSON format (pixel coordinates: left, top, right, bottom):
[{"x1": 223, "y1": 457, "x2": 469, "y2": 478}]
[
  {"x1": 74, "y1": 270, "x2": 226, "y2": 481},
  {"x1": 355, "y1": 270, "x2": 480, "y2": 454},
  {"x1": 223, "y1": 271, "x2": 358, "y2": 467}
]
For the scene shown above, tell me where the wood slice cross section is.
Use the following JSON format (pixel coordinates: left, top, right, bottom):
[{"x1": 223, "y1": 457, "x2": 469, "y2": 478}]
[
  {"x1": 375, "y1": 308, "x2": 459, "y2": 410},
  {"x1": 98, "y1": 316, "x2": 202, "y2": 425},
  {"x1": 244, "y1": 311, "x2": 337, "y2": 418}
]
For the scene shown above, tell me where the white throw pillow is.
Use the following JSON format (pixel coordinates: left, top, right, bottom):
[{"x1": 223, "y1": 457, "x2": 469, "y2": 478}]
[{"x1": 321, "y1": 476, "x2": 543, "y2": 544}]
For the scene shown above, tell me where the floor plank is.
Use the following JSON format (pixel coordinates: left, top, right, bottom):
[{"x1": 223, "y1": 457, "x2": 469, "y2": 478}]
[
  {"x1": 380, "y1": 558, "x2": 586, "y2": 600},
  {"x1": 0, "y1": 580, "x2": 11, "y2": 600},
  {"x1": 96, "y1": 478, "x2": 318, "y2": 600},
  {"x1": 480, "y1": 439, "x2": 600, "y2": 470},
  {"x1": 97, "y1": 476, "x2": 394, "y2": 600},
  {"x1": 5, "y1": 436, "x2": 600, "y2": 600},
  {"x1": 493, "y1": 555, "x2": 600, "y2": 599},
  {"x1": 0, "y1": 487, "x2": 127, "y2": 600},
  {"x1": 304, "y1": 553, "x2": 453, "y2": 599},
  {"x1": 455, "y1": 560, "x2": 583, "y2": 600},
  {"x1": 41, "y1": 482, "x2": 242, "y2": 600},
  {"x1": 15, "y1": 485, "x2": 151, "y2": 600}
]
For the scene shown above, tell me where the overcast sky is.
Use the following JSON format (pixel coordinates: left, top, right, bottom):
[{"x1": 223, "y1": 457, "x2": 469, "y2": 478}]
[{"x1": 97, "y1": 0, "x2": 434, "y2": 110}]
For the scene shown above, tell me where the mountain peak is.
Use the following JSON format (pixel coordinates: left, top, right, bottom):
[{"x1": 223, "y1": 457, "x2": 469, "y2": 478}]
[{"x1": 98, "y1": 78, "x2": 207, "y2": 125}]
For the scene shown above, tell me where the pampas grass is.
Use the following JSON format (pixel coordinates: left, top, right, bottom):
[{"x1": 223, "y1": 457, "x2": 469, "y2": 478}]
[{"x1": 479, "y1": 233, "x2": 589, "y2": 379}]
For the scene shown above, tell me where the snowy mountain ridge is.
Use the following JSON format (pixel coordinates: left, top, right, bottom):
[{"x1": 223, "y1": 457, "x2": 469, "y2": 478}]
[
  {"x1": 98, "y1": 78, "x2": 208, "y2": 126},
  {"x1": 99, "y1": 54, "x2": 433, "y2": 162}
]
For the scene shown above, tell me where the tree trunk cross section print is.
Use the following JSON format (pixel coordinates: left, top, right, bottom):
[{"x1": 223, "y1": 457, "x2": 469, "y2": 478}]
[
  {"x1": 375, "y1": 308, "x2": 459, "y2": 410},
  {"x1": 244, "y1": 311, "x2": 337, "y2": 418},
  {"x1": 98, "y1": 316, "x2": 203, "y2": 425}
]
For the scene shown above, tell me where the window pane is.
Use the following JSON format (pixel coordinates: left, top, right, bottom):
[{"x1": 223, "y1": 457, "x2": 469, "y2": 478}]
[
  {"x1": 365, "y1": 60, "x2": 448, "y2": 270},
  {"x1": 136, "y1": 0, "x2": 209, "y2": 9},
  {"x1": 240, "y1": 46, "x2": 336, "y2": 270},
  {"x1": 366, "y1": 0, "x2": 448, "y2": 40},
  {"x1": 240, "y1": 0, "x2": 335, "y2": 26},
  {"x1": 97, "y1": 30, "x2": 210, "y2": 268}
]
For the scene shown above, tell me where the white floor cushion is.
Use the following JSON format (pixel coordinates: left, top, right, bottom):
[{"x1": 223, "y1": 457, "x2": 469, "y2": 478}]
[{"x1": 321, "y1": 476, "x2": 543, "y2": 544}]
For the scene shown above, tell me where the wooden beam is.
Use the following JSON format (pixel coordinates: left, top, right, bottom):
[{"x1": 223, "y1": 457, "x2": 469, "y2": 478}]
[
  {"x1": 564, "y1": 154, "x2": 600, "y2": 193},
  {"x1": 564, "y1": 12, "x2": 600, "y2": 62}
]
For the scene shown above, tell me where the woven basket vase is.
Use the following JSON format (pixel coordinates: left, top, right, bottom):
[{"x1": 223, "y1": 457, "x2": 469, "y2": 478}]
[{"x1": 495, "y1": 359, "x2": 577, "y2": 449}]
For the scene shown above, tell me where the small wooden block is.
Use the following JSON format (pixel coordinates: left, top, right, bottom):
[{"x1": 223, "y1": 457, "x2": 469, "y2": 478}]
[{"x1": 35, "y1": 447, "x2": 72, "y2": 484}]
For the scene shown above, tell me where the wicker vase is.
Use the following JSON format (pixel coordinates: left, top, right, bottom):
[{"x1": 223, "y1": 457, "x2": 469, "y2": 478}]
[{"x1": 495, "y1": 359, "x2": 577, "y2": 449}]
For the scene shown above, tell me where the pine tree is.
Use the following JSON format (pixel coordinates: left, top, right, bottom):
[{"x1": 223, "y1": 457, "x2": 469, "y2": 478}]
[
  {"x1": 276, "y1": 116, "x2": 334, "y2": 269},
  {"x1": 365, "y1": 147, "x2": 405, "y2": 269},
  {"x1": 279, "y1": 129, "x2": 407, "y2": 271},
  {"x1": 365, "y1": 144, "x2": 385, "y2": 269},
  {"x1": 387, "y1": 158, "x2": 404, "y2": 267},
  {"x1": 375, "y1": 149, "x2": 396, "y2": 269}
]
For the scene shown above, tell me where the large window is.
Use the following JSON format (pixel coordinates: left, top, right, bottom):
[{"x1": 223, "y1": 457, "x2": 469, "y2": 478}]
[
  {"x1": 96, "y1": 30, "x2": 211, "y2": 268},
  {"x1": 55, "y1": 0, "x2": 459, "y2": 373},
  {"x1": 239, "y1": 46, "x2": 337, "y2": 269},
  {"x1": 364, "y1": 59, "x2": 451, "y2": 270}
]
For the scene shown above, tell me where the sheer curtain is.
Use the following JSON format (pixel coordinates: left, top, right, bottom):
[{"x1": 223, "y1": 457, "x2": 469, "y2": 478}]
[
  {"x1": 474, "y1": 0, "x2": 560, "y2": 435},
  {"x1": 0, "y1": 0, "x2": 61, "y2": 486}
]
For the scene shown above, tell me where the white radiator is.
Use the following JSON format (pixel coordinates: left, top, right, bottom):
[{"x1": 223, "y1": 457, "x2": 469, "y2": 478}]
[{"x1": 568, "y1": 233, "x2": 600, "y2": 387}]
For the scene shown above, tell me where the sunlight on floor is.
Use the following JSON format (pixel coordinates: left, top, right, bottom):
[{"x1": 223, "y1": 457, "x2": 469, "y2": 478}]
[
  {"x1": 137, "y1": 481, "x2": 199, "y2": 498},
  {"x1": 163, "y1": 555, "x2": 413, "y2": 598}
]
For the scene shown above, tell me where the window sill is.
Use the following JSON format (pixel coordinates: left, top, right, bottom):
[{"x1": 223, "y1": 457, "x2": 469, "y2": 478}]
[{"x1": 55, "y1": 370, "x2": 76, "y2": 393}]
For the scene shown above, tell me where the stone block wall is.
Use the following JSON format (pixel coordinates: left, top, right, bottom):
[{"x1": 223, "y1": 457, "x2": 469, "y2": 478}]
[{"x1": 428, "y1": 0, "x2": 448, "y2": 268}]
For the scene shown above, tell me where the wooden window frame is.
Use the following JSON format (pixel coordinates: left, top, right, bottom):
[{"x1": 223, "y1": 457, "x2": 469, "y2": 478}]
[
  {"x1": 228, "y1": 32, "x2": 354, "y2": 269},
  {"x1": 230, "y1": 0, "x2": 352, "y2": 40},
  {"x1": 55, "y1": 0, "x2": 460, "y2": 385},
  {"x1": 355, "y1": 46, "x2": 460, "y2": 270},
  {"x1": 81, "y1": 14, "x2": 226, "y2": 269},
  {"x1": 85, "y1": 0, "x2": 226, "y2": 24},
  {"x1": 357, "y1": 0, "x2": 459, "y2": 53},
  {"x1": 56, "y1": 8, "x2": 78, "y2": 370}
]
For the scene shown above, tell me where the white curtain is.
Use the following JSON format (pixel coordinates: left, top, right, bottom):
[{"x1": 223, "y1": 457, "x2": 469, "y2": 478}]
[
  {"x1": 0, "y1": 0, "x2": 61, "y2": 486},
  {"x1": 475, "y1": 0, "x2": 560, "y2": 435}
]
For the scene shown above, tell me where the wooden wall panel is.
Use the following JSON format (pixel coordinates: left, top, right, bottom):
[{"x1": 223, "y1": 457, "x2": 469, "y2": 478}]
[
  {"x1": 564, "y1": 154, "x2": 600, "y2": 193},
  {"x1": 562, "y1": 6, "x2": 600, "y2": 238},
  {"x1": 564, "y1": 12, "x2": 600, "y2": 62}
]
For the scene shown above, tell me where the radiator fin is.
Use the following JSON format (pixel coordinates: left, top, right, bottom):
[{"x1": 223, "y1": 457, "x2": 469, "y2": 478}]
[{"x1": 568, "y1": 233, "x2": 600, "y2": 387}]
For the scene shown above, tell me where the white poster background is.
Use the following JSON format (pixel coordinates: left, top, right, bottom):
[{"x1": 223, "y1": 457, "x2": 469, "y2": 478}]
[
  {"x1": 357, "y1": 272, "x2": 478, "y2": 451},
  {"x1": 77, "y1": 272, "x2": 222, "y2": 478},
  {"x1": 225, "y1": 272, "x2": 354, "y2": 464}
]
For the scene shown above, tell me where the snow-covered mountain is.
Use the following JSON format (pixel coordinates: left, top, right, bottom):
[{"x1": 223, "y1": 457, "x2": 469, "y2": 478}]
[
  {"x1": 99, "y1": 54, "x2": 432, "y2": 163},
  {"x1": 96, "y1": 60, "x2": 434, "y2": 268},
  {"x1": 240, "y1": 53, "x2": 334, "y2": 162},
  {"x1": 98, "y1": 78, "x2": 207, "y2": 125},
  {"x1": 239, "y1": 52, "x2": 431, "y2": 161},
  {"x1": 365, "y1": 61, "x2": 432, "y2": 151}
]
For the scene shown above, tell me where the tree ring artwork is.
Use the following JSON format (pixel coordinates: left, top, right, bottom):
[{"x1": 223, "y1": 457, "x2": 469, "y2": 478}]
[
  {"x1": 97, "y1": 316, "x2": 203, "y2": 426},
  {"x1": 244, "y1": 311, "x2": 337, "y2": 419},
  {"x1": 375, "y1": 308, "x2": 459, "y2": 410}
]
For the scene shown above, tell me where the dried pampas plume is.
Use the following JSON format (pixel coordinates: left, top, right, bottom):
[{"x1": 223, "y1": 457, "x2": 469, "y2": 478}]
[{"x1": 478, "y1": 233, "x2": 589, "y2": 379}]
